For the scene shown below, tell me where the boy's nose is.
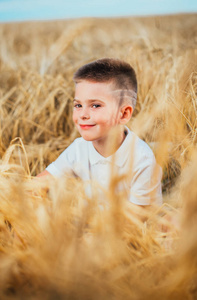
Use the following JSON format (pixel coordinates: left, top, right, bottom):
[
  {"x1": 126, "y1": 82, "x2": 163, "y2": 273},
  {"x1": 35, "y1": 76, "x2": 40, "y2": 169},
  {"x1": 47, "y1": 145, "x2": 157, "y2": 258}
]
[{"x1": 80, "y1": 108, "x2": 90, "y2": 119}]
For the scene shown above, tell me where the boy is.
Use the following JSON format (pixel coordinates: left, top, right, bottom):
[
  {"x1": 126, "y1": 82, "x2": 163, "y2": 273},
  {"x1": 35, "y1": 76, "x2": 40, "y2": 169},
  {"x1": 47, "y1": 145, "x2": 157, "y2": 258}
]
[{"x1": 38, "y1": 58, "x2": 162, "y2": 206}]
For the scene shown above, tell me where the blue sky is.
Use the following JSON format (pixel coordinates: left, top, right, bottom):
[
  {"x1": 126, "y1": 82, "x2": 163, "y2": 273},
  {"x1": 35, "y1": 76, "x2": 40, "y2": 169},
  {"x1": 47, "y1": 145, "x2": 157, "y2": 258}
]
[{"x1": 0, "y1": 0, "x2": 196, "y2": 22}]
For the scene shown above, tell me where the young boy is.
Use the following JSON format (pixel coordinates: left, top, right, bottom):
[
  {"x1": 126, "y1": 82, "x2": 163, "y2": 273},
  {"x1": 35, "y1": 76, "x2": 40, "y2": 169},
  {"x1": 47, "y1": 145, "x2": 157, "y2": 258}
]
[{"x1": 38, "y1": 58, "x2": 162, "y2": 206}]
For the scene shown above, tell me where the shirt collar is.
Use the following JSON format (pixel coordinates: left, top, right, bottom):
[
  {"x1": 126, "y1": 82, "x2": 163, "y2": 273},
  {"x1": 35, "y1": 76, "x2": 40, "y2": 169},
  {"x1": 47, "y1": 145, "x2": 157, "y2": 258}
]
[{"x1": 88, "y1": 127, "x2": 133, "y2": 167}]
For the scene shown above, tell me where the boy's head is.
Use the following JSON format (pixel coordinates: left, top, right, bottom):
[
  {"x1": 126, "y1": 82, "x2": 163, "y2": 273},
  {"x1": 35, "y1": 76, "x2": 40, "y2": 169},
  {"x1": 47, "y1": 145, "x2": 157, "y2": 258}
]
[
  {"x1": 73, "y1": 58, "x2": 137, "y2": 109},
  {"x1": 72, "y1": 58, "x2": 137, "y2": 150}
]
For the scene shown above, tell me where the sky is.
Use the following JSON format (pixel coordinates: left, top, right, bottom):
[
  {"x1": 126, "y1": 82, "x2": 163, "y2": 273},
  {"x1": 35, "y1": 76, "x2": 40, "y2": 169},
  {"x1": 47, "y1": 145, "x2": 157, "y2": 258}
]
[{"x1": 0, "y1": 0, "x2": 196, "y2": 22}]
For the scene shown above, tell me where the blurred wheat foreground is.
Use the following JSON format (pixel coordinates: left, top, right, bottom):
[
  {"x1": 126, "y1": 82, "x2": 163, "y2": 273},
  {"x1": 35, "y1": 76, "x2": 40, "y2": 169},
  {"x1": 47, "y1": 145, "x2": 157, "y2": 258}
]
[{"x1": 0, "y1": 14, "x2": 197, "y2": 299}]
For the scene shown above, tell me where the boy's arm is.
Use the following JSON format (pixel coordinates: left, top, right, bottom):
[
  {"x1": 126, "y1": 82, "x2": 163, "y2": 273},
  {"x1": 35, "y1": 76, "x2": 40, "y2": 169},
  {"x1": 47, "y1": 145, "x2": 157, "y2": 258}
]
[{"x1": 36, "y1": 170, "x2": 52, "y2": 178}]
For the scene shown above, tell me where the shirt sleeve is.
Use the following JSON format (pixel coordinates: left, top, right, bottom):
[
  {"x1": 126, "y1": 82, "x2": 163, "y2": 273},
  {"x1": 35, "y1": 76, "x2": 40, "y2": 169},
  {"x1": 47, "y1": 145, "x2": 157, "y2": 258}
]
[
  {"x1": 46, "y1": 141, "x2": 76, "y2": 177},
  {"x1": 129, "y1": 156, "x2": 162, "y2": 206}
]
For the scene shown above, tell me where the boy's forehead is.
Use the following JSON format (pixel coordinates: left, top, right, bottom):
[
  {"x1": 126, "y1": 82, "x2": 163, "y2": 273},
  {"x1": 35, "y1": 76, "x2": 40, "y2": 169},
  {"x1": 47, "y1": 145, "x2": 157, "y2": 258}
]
[
  {"x1": 75, "y1": 80, "x2": 114, "y2": 91},
  {"x1": 74, "y1": 80, "x2": 137, "y2": 106},
  {"x1": 74, "y1": 80, "x2": 116, "y2": 99}
]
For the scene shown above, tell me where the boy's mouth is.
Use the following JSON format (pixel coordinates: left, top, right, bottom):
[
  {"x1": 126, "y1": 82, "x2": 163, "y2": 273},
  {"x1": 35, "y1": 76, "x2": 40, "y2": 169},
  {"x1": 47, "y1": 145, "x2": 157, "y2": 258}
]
[{"x1": 79, "y1": 124, "x2": 96, "y2": 130}]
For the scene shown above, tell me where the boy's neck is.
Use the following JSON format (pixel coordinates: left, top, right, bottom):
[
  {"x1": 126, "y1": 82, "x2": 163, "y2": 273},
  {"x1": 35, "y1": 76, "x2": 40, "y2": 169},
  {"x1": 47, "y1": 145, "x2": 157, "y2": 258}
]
[{"x1": 92, "y1": 126, "x2": 127, "y2": 158}]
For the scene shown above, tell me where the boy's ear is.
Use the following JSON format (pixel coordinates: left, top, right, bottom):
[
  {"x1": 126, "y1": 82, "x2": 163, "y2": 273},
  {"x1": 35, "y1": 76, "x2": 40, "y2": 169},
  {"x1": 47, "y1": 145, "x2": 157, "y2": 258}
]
[{"x1": 119, "y1": 105, "x2": 133, "y2": 124}]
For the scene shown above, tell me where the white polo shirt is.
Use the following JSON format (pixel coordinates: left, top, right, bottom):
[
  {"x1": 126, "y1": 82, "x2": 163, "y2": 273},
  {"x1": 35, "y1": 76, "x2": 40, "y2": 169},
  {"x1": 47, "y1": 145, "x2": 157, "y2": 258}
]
[{"x1": 46, "y1": 127, "x2": 162, "y2": 206}]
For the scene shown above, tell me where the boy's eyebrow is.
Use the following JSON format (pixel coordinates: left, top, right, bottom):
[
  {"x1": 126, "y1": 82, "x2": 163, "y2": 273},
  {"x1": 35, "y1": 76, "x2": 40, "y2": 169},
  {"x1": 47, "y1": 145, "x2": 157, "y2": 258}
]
[{"x1": 73, "y1": 98, "x2": 105, "y2": 103}]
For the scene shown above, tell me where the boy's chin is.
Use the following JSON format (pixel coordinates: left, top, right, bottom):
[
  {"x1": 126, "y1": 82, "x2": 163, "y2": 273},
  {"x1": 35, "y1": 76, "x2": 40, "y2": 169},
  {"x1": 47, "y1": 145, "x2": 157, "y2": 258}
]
[
  {"x1": 80, "y1": 133, "x2": 100, "y2": 142},
  {"x1": 81, "y1": 135, "x2": 94, "y2": 141}
]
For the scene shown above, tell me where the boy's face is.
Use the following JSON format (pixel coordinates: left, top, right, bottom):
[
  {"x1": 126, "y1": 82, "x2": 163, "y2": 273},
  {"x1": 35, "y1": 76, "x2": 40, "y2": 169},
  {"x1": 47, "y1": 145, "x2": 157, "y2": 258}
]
[{"x1": 73, "y1": 80, "x2": 123, "y2": 143}]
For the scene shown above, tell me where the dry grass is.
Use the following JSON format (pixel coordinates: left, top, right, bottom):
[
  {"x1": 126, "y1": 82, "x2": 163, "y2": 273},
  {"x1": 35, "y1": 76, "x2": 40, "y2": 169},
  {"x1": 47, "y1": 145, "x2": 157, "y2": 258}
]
[{"x1": 0, "y1": 14, "x2": 197, "y2": 299}]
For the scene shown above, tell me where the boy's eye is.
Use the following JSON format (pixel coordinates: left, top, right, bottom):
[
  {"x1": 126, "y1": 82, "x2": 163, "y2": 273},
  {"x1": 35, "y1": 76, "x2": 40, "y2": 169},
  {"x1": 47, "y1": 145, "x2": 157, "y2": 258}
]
[
  {"x1": 74, "y1": 104, "x2": 82, "y2": 108},
  {"x1": 92, "y1": 104, "x2": 101, "y2": 108}
]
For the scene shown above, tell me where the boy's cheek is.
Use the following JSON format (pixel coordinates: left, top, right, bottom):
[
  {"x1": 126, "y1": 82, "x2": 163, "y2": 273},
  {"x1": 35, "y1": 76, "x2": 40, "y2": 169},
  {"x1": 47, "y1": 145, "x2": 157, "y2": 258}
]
[{"x1": 72, "y1": 112, "x2": 77, "y2": 124}]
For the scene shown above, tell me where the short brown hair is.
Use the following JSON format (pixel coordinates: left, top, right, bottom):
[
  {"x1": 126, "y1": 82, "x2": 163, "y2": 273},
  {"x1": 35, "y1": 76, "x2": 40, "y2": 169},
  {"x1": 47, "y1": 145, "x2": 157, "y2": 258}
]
[{"x1": 73, "y1": 58, "x2": 137, "y2": 93}]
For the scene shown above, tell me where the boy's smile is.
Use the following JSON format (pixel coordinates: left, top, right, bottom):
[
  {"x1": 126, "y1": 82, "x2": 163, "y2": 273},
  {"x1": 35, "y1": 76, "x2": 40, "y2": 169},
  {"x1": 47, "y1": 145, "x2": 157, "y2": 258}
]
[
  {"x1": 73, "y1": 80, "x2": 124, "y2": 155},
  {"x1": 79, "y1": 124, "x2": 96, "y2": 130}
]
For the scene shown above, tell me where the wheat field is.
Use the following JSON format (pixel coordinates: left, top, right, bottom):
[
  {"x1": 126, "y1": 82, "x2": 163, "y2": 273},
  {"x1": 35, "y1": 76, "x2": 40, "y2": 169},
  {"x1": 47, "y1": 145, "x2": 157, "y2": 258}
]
[{"x1": 0, "y1": 14, "x2": 197, "y2": 299}]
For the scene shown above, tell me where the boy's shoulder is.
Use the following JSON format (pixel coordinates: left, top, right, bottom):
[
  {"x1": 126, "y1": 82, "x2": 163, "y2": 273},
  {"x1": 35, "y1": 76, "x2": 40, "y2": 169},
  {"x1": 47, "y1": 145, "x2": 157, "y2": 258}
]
[
  {"x1": 126, "y1": 128, "x2": 154, "y2": 160},
  {"x1": 67, "y1": 136, "x2": 89, "y2": 158}
]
